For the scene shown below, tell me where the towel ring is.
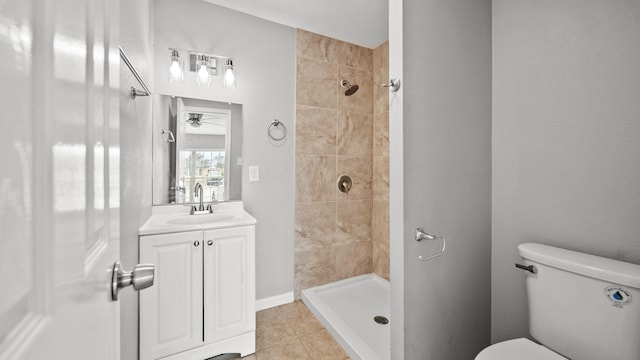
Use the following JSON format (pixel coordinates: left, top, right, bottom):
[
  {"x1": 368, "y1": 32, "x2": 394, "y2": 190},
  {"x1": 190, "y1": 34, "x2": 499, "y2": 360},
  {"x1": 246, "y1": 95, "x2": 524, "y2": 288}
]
[
  {"x1": 267, "y1": 119, "x2": 287, "y2": 141},
  {"x1": 414, "y1": 228, "x2": 446, "y2": 261}
]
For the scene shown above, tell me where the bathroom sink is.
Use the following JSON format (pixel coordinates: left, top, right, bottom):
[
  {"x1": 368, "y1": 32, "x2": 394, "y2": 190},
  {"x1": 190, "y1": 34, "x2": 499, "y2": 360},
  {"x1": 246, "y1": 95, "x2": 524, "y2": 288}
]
[
  {"x1": 139, "y1": 201, "x2": 257, "y2": 235},
  {"x1": 166, "y1": 213, "x2": 235, "y2": 225}
]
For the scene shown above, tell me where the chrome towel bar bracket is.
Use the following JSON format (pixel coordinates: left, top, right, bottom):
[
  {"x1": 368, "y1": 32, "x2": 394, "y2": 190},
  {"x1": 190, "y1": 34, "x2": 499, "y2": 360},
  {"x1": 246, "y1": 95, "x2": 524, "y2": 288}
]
[{"x1": 415, "y1": 228, "x2": 446, "y2": 261}]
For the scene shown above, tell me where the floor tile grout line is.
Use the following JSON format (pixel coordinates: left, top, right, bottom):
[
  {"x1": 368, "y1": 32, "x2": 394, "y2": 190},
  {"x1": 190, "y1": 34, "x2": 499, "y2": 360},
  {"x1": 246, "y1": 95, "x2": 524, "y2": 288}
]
[
  {"x1": 255, "y1": 301, "x2": 351, "y2": 360},
  {"x1": 298, "y1": 336, "x2": 316, "y2": 360}
]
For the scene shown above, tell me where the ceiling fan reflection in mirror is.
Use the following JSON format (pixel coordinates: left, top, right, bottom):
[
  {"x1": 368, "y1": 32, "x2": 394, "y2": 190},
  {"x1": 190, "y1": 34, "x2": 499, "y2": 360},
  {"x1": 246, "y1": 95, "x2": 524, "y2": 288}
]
[
  {"x1": 184, "y1": 111, "x2": 229, "y2": 135},
  {"x1": 186, "y1": 112, "x2": 224, "y2": 127}
]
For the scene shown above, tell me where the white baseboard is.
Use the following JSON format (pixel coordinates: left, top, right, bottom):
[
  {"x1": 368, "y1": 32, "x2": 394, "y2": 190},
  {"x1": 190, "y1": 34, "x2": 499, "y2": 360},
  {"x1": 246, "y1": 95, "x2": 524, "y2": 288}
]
[{"x1": 256, "y1": 292, "x2": 294, "y2": 311}]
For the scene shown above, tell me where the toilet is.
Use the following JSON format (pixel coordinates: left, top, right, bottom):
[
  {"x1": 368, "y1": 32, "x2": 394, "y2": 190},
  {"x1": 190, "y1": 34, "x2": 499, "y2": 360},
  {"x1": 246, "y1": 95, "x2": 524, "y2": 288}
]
[{"x1": 476, "y1": 243, "x2": 640, "y2": 360}]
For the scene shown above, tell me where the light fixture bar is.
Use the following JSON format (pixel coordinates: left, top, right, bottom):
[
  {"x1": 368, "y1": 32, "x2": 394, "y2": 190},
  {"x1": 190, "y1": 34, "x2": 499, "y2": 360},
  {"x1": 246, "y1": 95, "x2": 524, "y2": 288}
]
[{"x1": 168, "y1": 47, "x2": 231, "y2": 62}]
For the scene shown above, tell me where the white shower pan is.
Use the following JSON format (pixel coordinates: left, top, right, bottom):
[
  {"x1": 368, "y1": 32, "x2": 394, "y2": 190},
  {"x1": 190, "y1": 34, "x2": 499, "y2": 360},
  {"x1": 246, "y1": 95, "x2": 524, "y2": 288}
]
[{"x1": 301, "y1": 274, "x2": 390, "y2": 360}]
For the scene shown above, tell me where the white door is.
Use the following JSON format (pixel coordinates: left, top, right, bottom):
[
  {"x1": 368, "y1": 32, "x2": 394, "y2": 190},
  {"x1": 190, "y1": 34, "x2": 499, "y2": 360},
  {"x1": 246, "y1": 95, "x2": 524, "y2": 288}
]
[
  {"x1": 390, "y1": 0, "x2": 493, "y2": 358},
  {"x1": 0, "y1": 0, "x2": 122, "y2": 359},
  {"x1": 204, "y1": 227, "x2": 255, "y2": 344},
  {"x1": 139, "y1": 231, "x2": 204, "y2": 360}
]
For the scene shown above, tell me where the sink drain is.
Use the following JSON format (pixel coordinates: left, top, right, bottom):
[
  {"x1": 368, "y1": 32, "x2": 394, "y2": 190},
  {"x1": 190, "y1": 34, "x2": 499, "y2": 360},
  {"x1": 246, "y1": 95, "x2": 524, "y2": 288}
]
[{"x1": 374, "y1": 315, "x2": 389, "y2": 325}]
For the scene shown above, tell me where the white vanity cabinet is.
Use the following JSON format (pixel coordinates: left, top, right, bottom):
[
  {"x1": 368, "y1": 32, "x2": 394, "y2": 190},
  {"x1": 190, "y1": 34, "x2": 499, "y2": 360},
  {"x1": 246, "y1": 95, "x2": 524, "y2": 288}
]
[{"x1": 139, "y1": 225, "x2": 255, "y2": 360}]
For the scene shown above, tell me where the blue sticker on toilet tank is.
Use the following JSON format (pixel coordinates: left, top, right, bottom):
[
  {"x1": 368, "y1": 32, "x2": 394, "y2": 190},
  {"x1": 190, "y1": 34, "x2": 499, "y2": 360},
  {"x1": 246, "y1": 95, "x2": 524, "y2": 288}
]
[
  {"x1": 605, "y1": 286, "x2": 632, "y2": 308},
  {"x1": 613, "y1": 291, "x2": 623, "y2": 301}
]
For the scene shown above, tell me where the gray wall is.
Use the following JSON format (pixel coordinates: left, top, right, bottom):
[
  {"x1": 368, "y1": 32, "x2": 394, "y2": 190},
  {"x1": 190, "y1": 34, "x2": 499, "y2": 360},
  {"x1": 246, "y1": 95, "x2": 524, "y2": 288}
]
[
  {"x1": 119, "y1": 1, "x2": 154, "y2": 359},
  {"x1": 401, "y1": 0, "x2": 492, "y2": 358},
  {"x1": 492, "y1": 0, "x2": 640, "y2": 343},
  {"x1": 153, "y1": 0, "x2": 295, "y2": 300}
]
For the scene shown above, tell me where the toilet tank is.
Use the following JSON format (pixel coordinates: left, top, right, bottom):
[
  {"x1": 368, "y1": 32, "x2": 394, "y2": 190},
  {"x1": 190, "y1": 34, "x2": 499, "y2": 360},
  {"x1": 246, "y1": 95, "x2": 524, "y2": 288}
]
[{"x1": 518, "y1": 243, "x2": 640, "y2": 360}]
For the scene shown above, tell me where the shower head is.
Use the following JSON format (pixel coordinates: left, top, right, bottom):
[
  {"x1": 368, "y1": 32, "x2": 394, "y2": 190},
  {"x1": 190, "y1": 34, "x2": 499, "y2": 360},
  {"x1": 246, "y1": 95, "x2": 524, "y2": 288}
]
[{"x1": 341, "y1": 79, "x2": 359, "y2": 96}]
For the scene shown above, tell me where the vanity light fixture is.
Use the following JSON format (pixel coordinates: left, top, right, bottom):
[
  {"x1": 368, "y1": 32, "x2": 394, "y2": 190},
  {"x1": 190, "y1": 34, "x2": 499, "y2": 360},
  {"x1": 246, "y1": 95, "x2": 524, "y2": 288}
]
[
  {"x1": 168, "y1": 49, "x2": 184, "y2": 83},
  {"x1": 223, "y1": 59, "x2": 236, "y2": 89},
  {"x1": 169, "y1": 48, "x2": 237, "y2": 89}
]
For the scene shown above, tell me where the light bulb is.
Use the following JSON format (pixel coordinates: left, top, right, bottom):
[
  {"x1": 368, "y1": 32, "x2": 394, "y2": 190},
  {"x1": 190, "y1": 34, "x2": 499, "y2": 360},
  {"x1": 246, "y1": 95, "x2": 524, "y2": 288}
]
[
  {"x1": 168, "y1": 50, "x2": 183, "y2": 83},
  {"x1": 170, "y1": 60, "x2": 182, "y2": 79},
  {"x1": 197, "y1": 64, "x2": 210, "y2": 85},
  {"x1": 225, "y1": 68, "x2": 234, "y2": 85},
  {"x1": 224, "y1": 59, "x2": 235, "y2": 88},
  {"x1": 196, "y1": 55, "x2": 211, "y2": 86}
]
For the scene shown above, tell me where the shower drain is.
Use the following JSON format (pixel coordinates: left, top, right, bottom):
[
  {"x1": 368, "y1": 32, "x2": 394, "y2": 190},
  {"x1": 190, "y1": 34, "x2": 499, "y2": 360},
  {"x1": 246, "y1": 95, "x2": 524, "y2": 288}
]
[{"x1": 374, "y1": 315, "x2": 389, "y2": 325}]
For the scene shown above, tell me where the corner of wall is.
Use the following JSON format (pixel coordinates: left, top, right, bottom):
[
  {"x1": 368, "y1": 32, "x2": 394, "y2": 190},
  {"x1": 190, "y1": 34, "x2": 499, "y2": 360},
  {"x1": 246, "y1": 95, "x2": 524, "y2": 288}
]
[{"x1": 119, "y1": 1, "x2": 154, "y2": 359}]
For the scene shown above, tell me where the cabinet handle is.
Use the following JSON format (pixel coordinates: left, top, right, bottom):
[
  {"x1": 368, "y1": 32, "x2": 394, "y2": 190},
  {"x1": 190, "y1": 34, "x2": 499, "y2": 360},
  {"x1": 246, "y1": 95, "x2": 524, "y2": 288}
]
[
  {"x1": 194, "y1": 240, "x2": 200, "y2": 247},
  {"x1": 207, "y1": 240, "x2": 214, "y2": 246}
]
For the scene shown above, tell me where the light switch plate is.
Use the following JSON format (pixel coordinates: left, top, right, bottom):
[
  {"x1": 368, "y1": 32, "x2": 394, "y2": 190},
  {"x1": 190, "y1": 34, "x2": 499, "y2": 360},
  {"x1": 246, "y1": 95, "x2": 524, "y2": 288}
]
[{"x1": 249, "y1": 166, "x2": 259, "y2": 182}]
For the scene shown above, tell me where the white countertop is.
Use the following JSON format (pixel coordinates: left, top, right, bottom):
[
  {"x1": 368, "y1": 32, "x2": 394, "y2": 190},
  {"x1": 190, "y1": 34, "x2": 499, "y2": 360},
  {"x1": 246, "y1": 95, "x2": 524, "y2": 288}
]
[{"x1": 139, "y1": 201, "x2": 257, "y2": 236}]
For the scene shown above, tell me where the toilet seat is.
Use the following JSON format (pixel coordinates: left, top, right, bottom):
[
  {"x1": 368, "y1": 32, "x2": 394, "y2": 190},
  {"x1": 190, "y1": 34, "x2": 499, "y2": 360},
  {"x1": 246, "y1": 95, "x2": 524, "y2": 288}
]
[{"x1": 475, "y1": 338, "x2": 567, "y2": 360}]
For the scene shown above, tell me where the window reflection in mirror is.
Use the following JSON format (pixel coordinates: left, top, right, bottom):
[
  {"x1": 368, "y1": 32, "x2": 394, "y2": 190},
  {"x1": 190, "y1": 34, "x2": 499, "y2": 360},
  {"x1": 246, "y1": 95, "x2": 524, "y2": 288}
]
[{"x1": 179, "y1": 150, "x2": 225, "y2": 203}]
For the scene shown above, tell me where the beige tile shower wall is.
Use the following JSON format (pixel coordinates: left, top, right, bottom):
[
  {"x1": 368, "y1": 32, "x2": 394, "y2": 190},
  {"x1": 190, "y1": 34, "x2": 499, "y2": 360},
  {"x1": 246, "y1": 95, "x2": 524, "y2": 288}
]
[
  {"x1": 294, "y1": 29, "x2": 374, "y2": 298},
  {"x1": 372, "y1": 41, "x2": 390, "y2": 281}
]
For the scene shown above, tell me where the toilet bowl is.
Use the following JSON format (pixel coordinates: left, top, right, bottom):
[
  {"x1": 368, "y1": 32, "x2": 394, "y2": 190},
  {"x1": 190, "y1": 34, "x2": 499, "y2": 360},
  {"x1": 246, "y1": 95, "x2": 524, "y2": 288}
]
[{"x1": 475, "y1": 338, "x2": 566, "y2": 360}]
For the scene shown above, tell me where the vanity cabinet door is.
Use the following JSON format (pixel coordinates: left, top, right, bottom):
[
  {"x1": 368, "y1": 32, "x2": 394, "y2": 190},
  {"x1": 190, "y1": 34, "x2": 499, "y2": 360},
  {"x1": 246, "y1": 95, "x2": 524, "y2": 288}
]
[
  {"x1": 139, "y1": 231, "x2": 204, "y2": 360},
  {"x1": 204, "y1": 226, "x2": 256, "y2": 344}
]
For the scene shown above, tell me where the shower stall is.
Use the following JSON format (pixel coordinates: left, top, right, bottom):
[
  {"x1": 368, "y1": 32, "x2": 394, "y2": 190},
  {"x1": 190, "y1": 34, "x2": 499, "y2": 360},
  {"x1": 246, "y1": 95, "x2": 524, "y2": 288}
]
[{"x1": 294, "y1": 29, "x2": 391, "y2": 359}]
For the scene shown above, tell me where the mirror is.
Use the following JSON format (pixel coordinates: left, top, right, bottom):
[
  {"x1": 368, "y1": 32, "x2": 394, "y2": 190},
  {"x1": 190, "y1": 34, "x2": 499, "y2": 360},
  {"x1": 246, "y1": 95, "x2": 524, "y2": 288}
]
[{"x1": 152, "y1": 94, "x2": 243, "y2": 205}]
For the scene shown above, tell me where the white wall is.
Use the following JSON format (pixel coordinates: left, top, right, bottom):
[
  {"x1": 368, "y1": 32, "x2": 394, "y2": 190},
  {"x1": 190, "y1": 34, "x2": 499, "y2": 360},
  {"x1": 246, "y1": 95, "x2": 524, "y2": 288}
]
[
  {"x1": 119, "y1": 1, "x2": 154, "y2": 359},
  {"x1": 492, "y1": 0, "x2": 640, "y2": 342},
  {"x1": 153, "y1": 0, "x2": 295, "y2": 300}
]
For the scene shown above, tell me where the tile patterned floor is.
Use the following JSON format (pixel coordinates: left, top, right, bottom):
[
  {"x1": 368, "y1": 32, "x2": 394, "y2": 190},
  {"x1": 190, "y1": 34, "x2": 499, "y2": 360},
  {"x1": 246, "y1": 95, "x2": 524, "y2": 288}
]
[{"x1": 243, "y1": 300, "x2": 350, "y2": 360}]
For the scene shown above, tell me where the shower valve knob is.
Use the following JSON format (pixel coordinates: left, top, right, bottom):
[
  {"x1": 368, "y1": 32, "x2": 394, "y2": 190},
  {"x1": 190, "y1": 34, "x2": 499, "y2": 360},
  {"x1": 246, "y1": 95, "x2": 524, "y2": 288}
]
[
  {"x1": 382, "y1": 78, "x2": 401, "y2": 92},
  {"x1": 337, "y1": 175, "x2": 353, "y2": 194}
]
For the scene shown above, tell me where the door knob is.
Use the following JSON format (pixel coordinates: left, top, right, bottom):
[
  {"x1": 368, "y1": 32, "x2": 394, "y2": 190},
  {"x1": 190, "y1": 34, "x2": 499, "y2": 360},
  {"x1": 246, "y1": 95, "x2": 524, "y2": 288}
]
[{"x1": 111, "y1": 261, "x2": 155, "y2": 301}]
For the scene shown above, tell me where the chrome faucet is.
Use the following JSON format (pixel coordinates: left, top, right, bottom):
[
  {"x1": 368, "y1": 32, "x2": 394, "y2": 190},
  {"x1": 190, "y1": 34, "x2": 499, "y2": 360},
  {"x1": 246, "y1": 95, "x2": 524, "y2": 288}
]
[
  {"x1": 194, "y1": 183, "x2": 205, "y2": 211},
  {"x1": 190, "y1": 183, "x2": 214, "y2": 215}
]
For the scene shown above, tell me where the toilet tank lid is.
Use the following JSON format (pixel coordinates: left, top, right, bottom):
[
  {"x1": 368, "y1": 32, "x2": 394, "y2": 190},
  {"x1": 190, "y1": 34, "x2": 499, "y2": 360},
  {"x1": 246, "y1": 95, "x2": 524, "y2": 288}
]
[{"x1": 519, "y1": 243, "x2": 640, "y2": 288}]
